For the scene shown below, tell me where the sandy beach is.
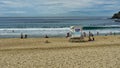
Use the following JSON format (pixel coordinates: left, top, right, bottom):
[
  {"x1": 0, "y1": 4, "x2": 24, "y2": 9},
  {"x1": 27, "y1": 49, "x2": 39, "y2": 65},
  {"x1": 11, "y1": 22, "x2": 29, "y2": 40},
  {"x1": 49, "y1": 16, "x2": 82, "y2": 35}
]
[{"x1": 0, "y1": 35, "x2": 120, "y2": 68}]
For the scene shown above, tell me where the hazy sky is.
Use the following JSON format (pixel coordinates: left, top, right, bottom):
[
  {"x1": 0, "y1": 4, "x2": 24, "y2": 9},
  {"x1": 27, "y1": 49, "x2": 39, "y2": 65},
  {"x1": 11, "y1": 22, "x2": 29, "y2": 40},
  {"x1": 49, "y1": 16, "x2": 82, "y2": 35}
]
[{"x1": 0, "y1": 0, "x2": 120, "y2": 17}]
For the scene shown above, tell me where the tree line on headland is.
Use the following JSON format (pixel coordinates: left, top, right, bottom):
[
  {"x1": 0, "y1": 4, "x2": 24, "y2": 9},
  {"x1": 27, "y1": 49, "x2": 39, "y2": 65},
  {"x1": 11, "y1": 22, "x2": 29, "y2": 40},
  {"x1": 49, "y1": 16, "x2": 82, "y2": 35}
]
[{"x1": 112, "y1": 11, "x2": 120, "y2": 19}]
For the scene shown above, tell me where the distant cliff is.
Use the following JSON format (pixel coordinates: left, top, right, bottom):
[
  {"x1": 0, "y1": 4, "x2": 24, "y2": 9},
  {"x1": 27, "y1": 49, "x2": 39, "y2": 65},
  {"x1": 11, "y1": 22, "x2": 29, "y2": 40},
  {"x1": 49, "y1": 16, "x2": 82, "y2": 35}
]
[{"x1": 112, "y1": 11, "x2": 120, "y2": 19}]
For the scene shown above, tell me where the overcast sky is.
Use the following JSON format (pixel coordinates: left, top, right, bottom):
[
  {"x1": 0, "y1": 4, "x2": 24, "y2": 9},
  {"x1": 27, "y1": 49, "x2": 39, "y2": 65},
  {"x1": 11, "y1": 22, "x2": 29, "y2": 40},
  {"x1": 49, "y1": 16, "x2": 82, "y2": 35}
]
[{"x1": 0, "y1": 0, "x2": 120, "y2": 17}]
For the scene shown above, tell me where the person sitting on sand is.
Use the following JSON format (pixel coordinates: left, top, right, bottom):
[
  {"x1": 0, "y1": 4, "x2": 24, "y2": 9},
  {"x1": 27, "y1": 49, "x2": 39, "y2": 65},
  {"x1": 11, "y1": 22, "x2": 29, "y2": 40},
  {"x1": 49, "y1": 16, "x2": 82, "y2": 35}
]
[
  {"x1": 88, "y1": 32, "x2": 95, "y2": 41},
  {"x1": 88, "y1": 36, "x2": 92, "y2": 41},
  {"x1": 91, "y1": 33, "x2": 95, "y2": 41}
]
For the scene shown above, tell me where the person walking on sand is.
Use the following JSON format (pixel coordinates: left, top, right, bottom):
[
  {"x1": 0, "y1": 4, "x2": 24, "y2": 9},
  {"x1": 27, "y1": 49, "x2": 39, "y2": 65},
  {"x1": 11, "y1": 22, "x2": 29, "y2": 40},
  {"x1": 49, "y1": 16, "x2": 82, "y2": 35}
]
[
  {"x1": 110, "y1": 32, "x2": 112, "y2": 35},
  {"x1": 66, "y1": 32, "x2": 70, "y2": 38},
  {"x1": 21, "y1": 33, "x2": 23, "y2": 39},
  {"x1": 88, "y1": 31, "x2": 92, "y2": 41},
  {"x1": 25, "y1": 34, "x2": 27, "y2": 39},
  {"x1": 88, "y1": 32, "x2": 95, "y2": 41},
  {"x1": 97, "y1": 32, "x2": 99, "y2": 36},
  {"x1": 114, "y1": 32, "x2": 116, "y2": 35},
  {"x1": 45, "y1": 35, "x2": 49, "y2": 38},
  {"x1": 92, "y1": 34, "x2": 95, "y2": 41},
  {"x1": 83, "y1": 32, "x2": 86, "y2": 37}
]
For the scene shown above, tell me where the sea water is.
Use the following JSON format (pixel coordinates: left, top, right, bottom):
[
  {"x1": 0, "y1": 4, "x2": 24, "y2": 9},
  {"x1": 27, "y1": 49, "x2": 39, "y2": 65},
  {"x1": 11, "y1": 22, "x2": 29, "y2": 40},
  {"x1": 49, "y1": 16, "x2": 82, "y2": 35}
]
[{"x1": 0, "y1": 17, "x2": 120, "y2": 38}]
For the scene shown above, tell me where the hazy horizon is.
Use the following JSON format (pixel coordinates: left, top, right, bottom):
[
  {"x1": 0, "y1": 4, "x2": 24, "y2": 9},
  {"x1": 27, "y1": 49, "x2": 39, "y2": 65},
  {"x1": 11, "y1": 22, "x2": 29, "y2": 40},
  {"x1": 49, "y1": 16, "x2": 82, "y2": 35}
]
[{"x1": 0, "y1": 15, "x2": 114, "y2": 18}]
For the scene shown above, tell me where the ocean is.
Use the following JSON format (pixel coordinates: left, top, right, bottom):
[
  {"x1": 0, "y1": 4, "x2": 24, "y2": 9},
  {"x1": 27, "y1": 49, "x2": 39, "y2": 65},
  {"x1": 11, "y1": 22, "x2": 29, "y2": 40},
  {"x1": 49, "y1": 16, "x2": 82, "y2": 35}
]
[{"x1": 0, "y1": 17, "x2": 120, "y2": 38}]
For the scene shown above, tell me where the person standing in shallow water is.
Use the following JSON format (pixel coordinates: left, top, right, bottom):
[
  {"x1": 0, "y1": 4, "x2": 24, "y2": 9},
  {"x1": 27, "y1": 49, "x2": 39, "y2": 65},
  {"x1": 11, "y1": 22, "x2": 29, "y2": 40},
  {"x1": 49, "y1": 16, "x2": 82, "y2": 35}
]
[{"x1": 88, "y1": 31, "x2": 91, "y2": 41}]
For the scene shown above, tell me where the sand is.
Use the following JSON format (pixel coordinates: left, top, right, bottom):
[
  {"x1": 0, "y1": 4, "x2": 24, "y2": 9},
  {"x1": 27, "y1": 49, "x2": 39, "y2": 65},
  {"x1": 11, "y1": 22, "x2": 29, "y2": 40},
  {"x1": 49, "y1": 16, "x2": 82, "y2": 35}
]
[{"x1": 0, "y1": 35, "x2": 120, "y2": 68}]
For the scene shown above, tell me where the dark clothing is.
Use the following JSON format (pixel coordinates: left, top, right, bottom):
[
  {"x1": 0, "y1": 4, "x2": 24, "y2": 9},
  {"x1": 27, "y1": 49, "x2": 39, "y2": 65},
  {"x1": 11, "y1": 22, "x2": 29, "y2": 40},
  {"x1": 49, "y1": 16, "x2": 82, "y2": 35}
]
[{"x1": 25, "y1": 34, "x2": 27, "y2": 38}]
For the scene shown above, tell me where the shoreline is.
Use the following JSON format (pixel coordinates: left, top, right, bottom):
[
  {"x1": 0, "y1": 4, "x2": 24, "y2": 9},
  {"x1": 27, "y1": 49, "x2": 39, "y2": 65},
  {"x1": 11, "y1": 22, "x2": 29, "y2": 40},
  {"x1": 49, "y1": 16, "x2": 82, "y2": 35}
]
[{"x1": 0, "y1": 32, "x2": 120, "y2": 38}]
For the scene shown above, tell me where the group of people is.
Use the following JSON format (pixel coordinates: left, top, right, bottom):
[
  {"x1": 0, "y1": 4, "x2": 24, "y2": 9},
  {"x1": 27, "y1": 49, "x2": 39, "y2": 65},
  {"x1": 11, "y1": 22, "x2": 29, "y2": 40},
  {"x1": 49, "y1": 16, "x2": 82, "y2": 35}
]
[
  {"x1": 66, "y1": 31, "x2": 95, "y2": 41},
  {"x1": 21, "y1": 33, "x2": 27, "y2": 39},
  {"x1": 88, "y1": 32, "x2": 95, "y2": 41}
]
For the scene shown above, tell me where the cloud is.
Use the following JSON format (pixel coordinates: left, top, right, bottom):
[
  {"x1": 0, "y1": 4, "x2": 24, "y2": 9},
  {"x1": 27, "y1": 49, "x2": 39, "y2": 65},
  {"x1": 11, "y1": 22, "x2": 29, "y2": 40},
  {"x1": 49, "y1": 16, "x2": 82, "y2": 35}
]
[
  {"x1": 1, "y1": 11, "x2": 26, "y2": 13},
  {"x1": 65, "y1": 0, "x2": 120, "y2": 16},
  {"x1": 0, "y1": 0, "x2": 120, "y2": 16},
  {"x1": 0, "y1": 0, "x2": 30, "y2": 8}
]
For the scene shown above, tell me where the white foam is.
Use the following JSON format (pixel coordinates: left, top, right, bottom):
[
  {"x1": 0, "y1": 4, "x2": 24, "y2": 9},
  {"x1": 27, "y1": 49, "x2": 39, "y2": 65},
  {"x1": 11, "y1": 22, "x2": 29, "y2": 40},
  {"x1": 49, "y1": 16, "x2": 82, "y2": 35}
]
[
  {"x1": 0, "y1": 28, "x2": 120, "y2": 38},
  {"x1": 0, "y1": 28, "x2": 70, "y2": 31},
  {"x1": 104, "y1": 25, "x2": 120, "y2": 27}
]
